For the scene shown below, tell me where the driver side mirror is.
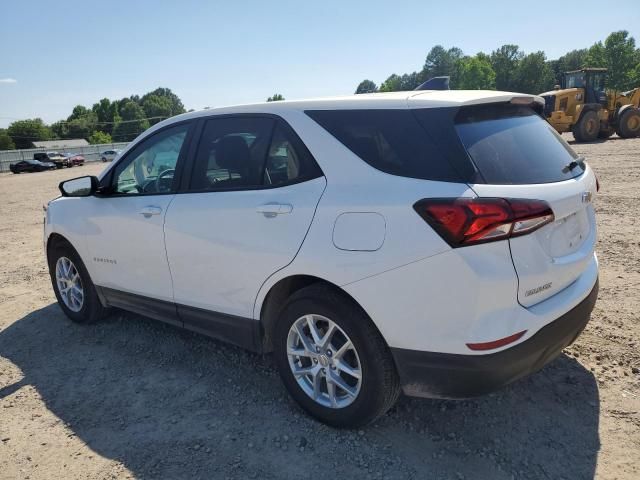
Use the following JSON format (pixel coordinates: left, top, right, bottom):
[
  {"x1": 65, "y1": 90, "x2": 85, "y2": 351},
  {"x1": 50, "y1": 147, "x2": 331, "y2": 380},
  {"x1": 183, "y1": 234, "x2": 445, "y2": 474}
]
[{"x1": 59, "y1": 176, "x2": 98, "y2": 197}]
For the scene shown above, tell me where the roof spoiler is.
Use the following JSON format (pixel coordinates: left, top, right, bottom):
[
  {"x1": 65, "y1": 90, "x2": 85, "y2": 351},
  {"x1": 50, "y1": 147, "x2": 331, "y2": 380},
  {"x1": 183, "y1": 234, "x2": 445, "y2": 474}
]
[{"x1": 414, "y1": 76, "x2": 450, "y2": 91}]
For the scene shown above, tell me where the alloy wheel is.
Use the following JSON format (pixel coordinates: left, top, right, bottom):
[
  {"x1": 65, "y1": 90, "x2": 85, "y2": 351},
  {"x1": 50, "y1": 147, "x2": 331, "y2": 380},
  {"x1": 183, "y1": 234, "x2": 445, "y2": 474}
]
[
  {"x1": 55, "y1": 256, "x2": 84, "y2": 312},
  {"x1": 287, "y1": 314, "x2": 362, "y2": 408}
]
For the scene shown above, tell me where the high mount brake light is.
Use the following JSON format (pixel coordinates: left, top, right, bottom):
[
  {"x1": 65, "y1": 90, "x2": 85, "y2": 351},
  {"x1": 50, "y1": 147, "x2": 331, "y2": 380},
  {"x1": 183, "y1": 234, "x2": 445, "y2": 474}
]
[{"x1": 413, "y1": 198, "x2": 554, "y2": 248}]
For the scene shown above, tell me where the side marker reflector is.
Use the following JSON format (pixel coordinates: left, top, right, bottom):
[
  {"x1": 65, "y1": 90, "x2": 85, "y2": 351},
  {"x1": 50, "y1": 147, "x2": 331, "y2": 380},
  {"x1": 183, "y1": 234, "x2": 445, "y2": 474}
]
[{"x1": 466, "y1": 330, "x2": 527, "y2": 351}]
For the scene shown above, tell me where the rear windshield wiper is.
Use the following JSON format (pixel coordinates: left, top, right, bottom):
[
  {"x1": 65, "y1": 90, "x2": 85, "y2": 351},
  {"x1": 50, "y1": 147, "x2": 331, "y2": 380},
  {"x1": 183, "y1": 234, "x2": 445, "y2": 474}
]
[{"x1": 562, "y1": 156, "x2": 586, "y2": 173}]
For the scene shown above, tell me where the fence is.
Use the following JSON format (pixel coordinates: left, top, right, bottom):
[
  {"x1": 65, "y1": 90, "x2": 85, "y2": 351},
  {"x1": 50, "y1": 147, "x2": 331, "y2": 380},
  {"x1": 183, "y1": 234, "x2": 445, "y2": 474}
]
[{"x1": 0, "y1": 142, "x2": 130, "y2": 172}]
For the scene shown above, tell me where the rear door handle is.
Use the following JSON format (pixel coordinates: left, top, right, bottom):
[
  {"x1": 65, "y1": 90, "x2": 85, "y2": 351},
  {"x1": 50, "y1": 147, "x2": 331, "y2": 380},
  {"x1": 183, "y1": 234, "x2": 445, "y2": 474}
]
[
  {"x1": 139, "y1": 206, "x2": 163, "y2": 218},
  {"x1": 256, "y1": 203, "x2": 293, "y2": 217}
]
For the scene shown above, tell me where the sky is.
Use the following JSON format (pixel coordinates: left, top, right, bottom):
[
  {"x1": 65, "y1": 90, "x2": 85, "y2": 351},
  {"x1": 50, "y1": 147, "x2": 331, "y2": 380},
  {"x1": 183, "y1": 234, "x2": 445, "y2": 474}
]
[{"x1": 1, "y1": 0, "x2": 639, "y2": 129}]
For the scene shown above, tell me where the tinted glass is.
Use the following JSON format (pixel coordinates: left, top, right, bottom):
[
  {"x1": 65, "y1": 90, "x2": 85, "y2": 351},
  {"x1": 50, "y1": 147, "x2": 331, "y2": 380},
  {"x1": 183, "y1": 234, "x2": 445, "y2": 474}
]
[
  {"x1": 306, "y1": 109, "x2": 462, "y2": 182},
  {"x1": 263, "y1": 122, "x2": 322, "y2": 187},
  {"x1": 113, "y1": 124, "x2": 189, "y2": 194},
  {"x1": 455, "y1": 104, "x2": 582, "y2": 184},
  {"x1": 190, "y1": 117, "x2": 274, "y2": 191}
]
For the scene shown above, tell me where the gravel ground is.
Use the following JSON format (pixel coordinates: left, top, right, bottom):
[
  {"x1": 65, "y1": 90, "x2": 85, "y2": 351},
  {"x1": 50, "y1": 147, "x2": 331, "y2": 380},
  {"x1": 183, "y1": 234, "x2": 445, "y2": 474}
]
[{"x1": 0, "y1": 137, "x2": 639, "y2": 480}]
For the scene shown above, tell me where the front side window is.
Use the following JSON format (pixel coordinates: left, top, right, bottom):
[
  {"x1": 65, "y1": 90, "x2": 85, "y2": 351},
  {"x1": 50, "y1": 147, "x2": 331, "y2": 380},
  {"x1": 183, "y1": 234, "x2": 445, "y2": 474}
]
[{"x1": 112, "y1": 124, "x2": 189, "y2": 194}]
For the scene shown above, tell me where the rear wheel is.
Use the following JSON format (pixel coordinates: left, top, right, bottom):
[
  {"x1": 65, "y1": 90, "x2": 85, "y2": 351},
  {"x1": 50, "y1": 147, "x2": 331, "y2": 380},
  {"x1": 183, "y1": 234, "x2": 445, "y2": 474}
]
[
  {"x1": 273, "y1": 284, "x2": 400, "y2": 428},
  {"x1": 572, "y1": 110, "x2": 599, "y2": 142},
  {"x1": 616, "y1": 108, "x2": 640, "y2": 138},
  {"x1": 48, "y1": 240, "x2": 106, "y2": 323}
]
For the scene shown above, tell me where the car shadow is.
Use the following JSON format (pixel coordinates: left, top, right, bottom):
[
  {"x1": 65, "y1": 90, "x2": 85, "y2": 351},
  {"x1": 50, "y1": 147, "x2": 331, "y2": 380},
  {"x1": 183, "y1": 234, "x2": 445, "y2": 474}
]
[{"x1": 0, "y1": 304, "x2": 600, "y2": 479}]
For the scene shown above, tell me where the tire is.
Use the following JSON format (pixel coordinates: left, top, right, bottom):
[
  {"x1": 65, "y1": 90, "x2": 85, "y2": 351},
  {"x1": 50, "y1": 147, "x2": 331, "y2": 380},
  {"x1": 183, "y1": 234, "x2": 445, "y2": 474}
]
[
  {"x1": 572, "y1": 110, "x2": 600, "y2": 142},
  {"x1": 101, "y1": 157, "x2": 107, "y2": 162},
  {"x1": 273, "y1": 284, "x2": 400, "y2": 428},
  {"x1": 616, "y1": 108, "x2": 640, "y2": 138},
  {"x1": 48, "y1": 239, "x2": 106, "y2": 324},
  {"x1": 598, "y1": 129, "x2": 614, "y2": 139}
]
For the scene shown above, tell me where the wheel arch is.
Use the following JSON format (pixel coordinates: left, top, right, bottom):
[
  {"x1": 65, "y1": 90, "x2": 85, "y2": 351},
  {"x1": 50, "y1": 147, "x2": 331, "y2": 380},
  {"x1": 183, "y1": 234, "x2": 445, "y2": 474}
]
[
  {"x1": 46, "y1": 232, "x2": 74, "y2": 263},
  {"x1": 575, "y1": 103, "x2": 601, "y2": 122},
  {"x1": 258, "y1": 274, "x2": 383, "y2": 353},
  {"x1": 614, "y1": 103, "x2": 636, "y2": 123}
]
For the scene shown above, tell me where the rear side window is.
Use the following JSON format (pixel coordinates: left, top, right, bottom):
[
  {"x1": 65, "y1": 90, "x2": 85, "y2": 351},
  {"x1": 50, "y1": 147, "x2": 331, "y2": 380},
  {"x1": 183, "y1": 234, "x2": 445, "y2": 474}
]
[
  {"x1": 306, "y1": 110, "x2": 462, "y2": 182},
  {"x1": 454, "y1": 104, "x2": 582, "y2": 184},
  {"x1": 189, "y1": 117, "x2": 322, "y2": 191}
]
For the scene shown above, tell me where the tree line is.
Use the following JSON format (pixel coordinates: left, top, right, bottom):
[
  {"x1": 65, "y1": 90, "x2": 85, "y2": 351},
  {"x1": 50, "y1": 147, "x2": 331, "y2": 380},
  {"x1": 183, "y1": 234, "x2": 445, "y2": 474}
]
[
  {"x1": 355, "y1": 30, "x2": 640, "y2": 95},
  {"x1": 1, "y1": 87, "x2": 186, "y2": 150}
]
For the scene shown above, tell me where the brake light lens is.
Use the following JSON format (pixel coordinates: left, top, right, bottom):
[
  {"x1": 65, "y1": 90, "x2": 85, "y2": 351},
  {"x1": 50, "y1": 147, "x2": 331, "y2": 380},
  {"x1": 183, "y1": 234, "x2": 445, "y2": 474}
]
[{"x1": 414, "y1": 198, "x2": 554, "y2": 247}]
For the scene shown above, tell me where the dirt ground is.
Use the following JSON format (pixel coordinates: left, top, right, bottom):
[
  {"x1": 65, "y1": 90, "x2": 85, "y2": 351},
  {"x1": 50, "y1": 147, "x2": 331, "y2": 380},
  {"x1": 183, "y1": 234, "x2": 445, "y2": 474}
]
[{"x1": 0, "y1": 137, "x2": 638, "y2": 480}]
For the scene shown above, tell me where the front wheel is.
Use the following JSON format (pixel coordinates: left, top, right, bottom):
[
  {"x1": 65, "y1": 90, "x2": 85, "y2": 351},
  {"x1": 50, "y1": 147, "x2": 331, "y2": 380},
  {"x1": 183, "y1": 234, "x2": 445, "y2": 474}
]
[
  {"x1": 616, "y1": 108, "x2": 640, "y2": 138},
  {"x1": 273, "y1": 284, "x2": 400, "y2": 428},
  {"x1": 572, "y1": 110, "x2": 600, "y2": 142},
  {"x1": 48, "y1": 240, "x2": 106, "y2": 323}
]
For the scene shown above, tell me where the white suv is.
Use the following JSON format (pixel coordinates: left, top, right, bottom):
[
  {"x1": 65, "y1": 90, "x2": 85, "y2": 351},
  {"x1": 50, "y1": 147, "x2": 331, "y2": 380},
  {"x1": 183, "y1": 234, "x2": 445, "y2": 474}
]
[{"x1": 45, "y1": 91, "x2": 599, "y2": 427}]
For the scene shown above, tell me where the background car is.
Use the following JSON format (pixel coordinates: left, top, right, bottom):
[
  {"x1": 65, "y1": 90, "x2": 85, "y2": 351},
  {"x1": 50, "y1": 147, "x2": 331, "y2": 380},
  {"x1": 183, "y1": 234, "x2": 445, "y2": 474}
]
[
  {"x1": 100, "y1": 150, "x2": 121, "y2": 162},
  {"x1": 34, "y1": 151, "x2": 71, "y2": 169},
  {"x1": 9, "y1": 159, "x2": 56, "y2": 173},
  {"x1": 64, "y1": 153, "x2": 85, "y2": 166}
]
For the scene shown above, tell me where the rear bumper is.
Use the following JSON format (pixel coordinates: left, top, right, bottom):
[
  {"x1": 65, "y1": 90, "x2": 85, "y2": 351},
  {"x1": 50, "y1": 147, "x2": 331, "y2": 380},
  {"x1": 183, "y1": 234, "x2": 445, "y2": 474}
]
[{"x1": 391, "y1": 279, "x2": 598, "y2": 399}]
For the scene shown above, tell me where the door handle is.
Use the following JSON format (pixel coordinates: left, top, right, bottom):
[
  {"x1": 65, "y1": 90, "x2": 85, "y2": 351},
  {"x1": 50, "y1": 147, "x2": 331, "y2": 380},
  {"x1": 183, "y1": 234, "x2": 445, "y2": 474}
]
[
  {"x1": 139, "y1": 206, "x2": 163, "y2": 218},
  {"x1": 256, "y1": 203, "x2": 293, "y2": 218}
]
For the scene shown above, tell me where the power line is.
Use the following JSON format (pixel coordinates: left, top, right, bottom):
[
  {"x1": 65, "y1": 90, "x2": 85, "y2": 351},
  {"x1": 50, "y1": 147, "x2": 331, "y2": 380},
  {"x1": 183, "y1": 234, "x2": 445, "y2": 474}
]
[{"x1": 1, "y1": 115, "x2": 172, "y2": 126}]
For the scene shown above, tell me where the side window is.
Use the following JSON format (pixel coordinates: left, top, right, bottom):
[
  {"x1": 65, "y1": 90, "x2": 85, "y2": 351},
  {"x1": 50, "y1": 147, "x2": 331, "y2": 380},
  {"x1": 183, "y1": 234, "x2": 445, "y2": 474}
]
[
  {"x1": 189, "y1": 117, "x2": 274, "y2": 191},
  {"x1": 263, "y1": 121, "x2": 322, "y2": 186},
  {"x1": 112, "y1": 124, "x2": 189, "y2": 195},
  {"x1": 306, "y1": 109, "x2": 461, "y2": 182}
]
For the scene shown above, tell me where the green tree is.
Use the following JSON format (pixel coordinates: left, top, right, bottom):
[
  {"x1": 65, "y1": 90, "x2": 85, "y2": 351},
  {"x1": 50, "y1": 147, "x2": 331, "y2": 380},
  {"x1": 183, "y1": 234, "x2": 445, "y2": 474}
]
[
  {"x1": 140, "y1": 88, "x2": 185, "y2": 115},
  {"x1": 92, "y1": 98, "x2": 116, "y2": 134},
  {"x1": 112, "y1": 100, "x2": 149, "y2": 142},
  {"x1": 266, "y1": 94, "x2": 285, "y2": 102},
  {"x1": 490, "y1": 44, "x2": 523, "y2": 91},
  {"x1": 0, "y1": 129, "x2": 15, "y2": 150},
  {"x1": 355, "y1": 79, "x2": 378, "y2": 94},
  {"x1": 7, "y1": 119, "x2": 52, "y2": 149},
  {"x1": 141, "y1": 95, "x2": 174, "y2": 125},
  {"x1": 513, "y1": 51, "x2": 554, "y2": 93},
  {"x1": 378, "y1": 74, "x2": 403, "y2": 92},
  {"x1": 50, "y1": 120, "x2": 69, "y2": 139},
  {"x1": 458, "y1": 55, "x2": 496, "y2": 89},
  {"x1": 88, "y1": 131, "x2": 112, "y2": 144},
  {"x1": 549, "y1": 49, "x2": 588, "y2": 87},
  {"x1": 585, "y1": 41, "x2": 607, "y2": 68},
  {"x1": 66, "y1": 111, "x2": 98, "y2": 140},
  {"x1": 67, "y1": 105, "x2": 91, "y2": 121},
  {"x1": 603, "y1": 30, "x2": 637, "y2": 90},
  {"x1": 422, "y1": 46, "x2": 464, "y2": 86}
]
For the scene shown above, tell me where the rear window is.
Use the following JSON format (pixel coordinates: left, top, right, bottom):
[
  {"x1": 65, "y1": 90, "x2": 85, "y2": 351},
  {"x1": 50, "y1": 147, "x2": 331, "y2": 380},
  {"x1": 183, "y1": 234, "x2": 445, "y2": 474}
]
[
  {"x1": 305, "y1": 109, "x2": 462, "y2": 182},
  {"x1": 454, "y1": 104, "x2": 583, "y2": 184}
]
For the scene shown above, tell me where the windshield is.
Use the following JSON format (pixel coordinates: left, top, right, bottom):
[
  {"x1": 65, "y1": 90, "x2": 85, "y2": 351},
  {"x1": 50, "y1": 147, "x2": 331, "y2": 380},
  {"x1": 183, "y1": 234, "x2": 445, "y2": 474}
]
[
  {"x1": 565, "y1": 72, "x2": 585, "y2": 89},
  {"x1": 455, "y1": 104, "x2": 583, "y2": 184}
]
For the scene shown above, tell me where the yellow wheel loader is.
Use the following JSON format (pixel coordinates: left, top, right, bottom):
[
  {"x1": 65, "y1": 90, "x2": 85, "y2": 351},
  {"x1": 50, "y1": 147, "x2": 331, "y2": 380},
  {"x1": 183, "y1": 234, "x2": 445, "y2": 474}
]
[{"x1": 539, "y1": 68, "x2": 640, "y2": 142}]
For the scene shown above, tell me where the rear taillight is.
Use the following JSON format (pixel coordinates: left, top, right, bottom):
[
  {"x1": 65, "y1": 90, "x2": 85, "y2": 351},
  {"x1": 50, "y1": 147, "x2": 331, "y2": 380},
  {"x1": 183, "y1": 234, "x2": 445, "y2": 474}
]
[{"x1": 413, "y1": 198, "x2": 554, "y2": 248}]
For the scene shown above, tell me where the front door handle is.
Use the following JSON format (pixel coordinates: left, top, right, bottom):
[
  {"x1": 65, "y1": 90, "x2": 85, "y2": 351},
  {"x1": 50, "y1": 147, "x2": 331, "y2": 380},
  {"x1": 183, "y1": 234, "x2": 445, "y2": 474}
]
[
  {"x1": 256, "y1": 203, "x2": 293, "y2": 218},
  {"x1": 139, "y1": 205, "x2": 163, "y2": 218}
]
